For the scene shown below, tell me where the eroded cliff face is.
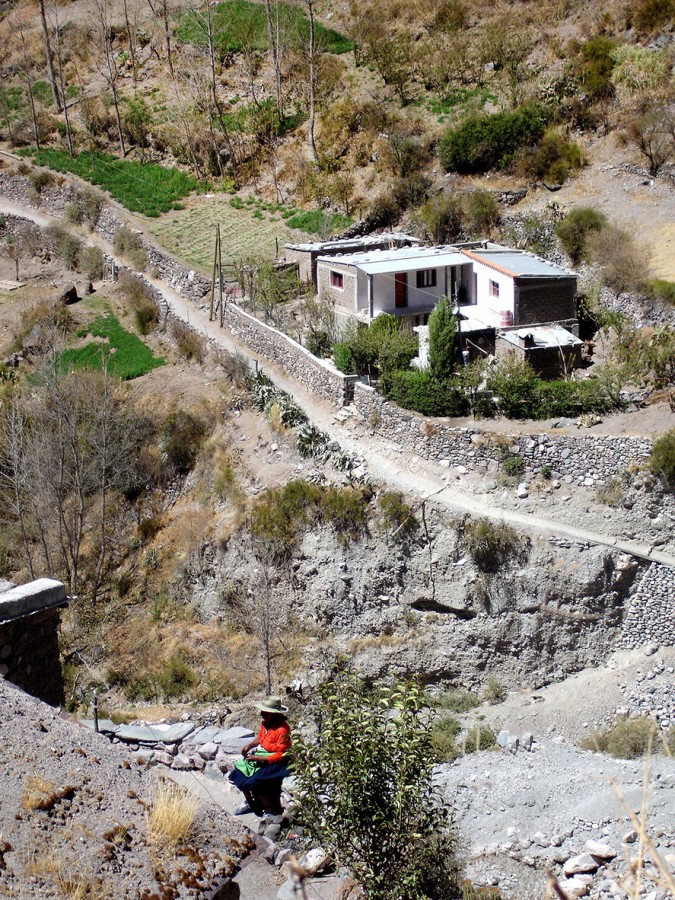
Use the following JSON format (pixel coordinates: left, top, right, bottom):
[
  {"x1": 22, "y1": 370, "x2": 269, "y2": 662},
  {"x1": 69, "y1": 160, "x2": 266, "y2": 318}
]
[{"x1": 182, "y1": 506, "x2": 646, "y2": 690}]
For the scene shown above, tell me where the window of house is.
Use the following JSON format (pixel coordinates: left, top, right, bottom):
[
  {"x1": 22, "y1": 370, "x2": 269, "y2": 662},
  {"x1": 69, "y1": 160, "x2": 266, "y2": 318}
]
[
  {"x1": 489, "y1": 279, "x2": 500, "y2": 298},
  {"x1": 416, "y1": 269, "x2": 437, "y2": 289},
  {"x1": 330, "y1": 271, "x2": 344, "y2": 289}
]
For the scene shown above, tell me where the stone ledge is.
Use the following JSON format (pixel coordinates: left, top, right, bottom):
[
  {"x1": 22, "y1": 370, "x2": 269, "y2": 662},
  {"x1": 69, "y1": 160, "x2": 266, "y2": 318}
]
[{"x1": 0, "y1": 579, "x2": 68, "y2": 624}]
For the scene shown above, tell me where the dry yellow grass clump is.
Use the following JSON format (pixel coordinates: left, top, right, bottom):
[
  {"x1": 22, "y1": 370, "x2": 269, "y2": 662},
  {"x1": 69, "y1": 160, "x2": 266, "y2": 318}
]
[{"x1": 146, "y1": 779, "x2": 201, "y2": 854}]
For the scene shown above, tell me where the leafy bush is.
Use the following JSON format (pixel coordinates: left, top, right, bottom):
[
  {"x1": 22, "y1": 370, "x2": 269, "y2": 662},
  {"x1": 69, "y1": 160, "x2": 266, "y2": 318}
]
[
  {"x1": 520, "y1": 130, "x2": 585, "y2": 184},
  {"x1": 378, "y1": 491, "x2": 418, "y2": 539},
  {"x1": 632, "y1": 0, "x2": 675, "y2": 33},
  {"x1": 571, "y1": 36, "x2": 617, "y2": 101},
  {"x1": 380, "y1": 370, "x2": 469, "y2": 417},
  {"x1": 431, "y1": 715, "x2": 461, "y2": 762},
  {"x1": 616, "y1": 325, "x2": 675, "y2": 389},
  {"x1": 332, "y1": 342, "x2": 354, "y2": 373},
  {"x1": 119, "y1": 273, "x2": 161, "y2": 334},
  {"x1": 650, "y1": 429, "x2": 675, "y2": 489},
  {"x1": 45, "y1": 224, "x2": 81, "y2": 270},
  {"x1": 463, "y1": 518, "x2": 524, "y2": 572},
  {"x1": 293, "y1": 668, "x2": 460, "y2": 899},
  {"x1": 417, "y1": 193, "x2": 463, "y2": 243},
  {"x1": 171, "y1": 319, "x2": 204, "y2": 362},
  {"x1": 334, "y1": 316, "x2": 418, "y2": 379},
  {"x1": 580, "y1": 716, "x2": 663, "y2": 758},
  {"x1": 501, "y1": 455, "x2": 524, "y2": 478},
  {"x1": 555, "y1": 207, "x2": 607, "y2": 264},
  {"x1": 79, "y1": 245, "x2": 104, "y2": 280},
  {"x1": 436, "y1": 687, "x2": 481, "y2": 713},
  {"x1": 463, "y1": 190, "x2": 499, "y2": 237},
  {"x1": 487, "y1": 357, "x2": 539, "y2": 419},
  {"x1": 160, "y1": 409, "x2": 207, "y2": 475},
  {"x1": 483, "y1": 676, "x2": 507, "y2": 704},
  {"x1": 251, "y1": 480, "x2": 370, "y2": 556},
  {"x1": 64, "y1": 187, "x2": 104, "y2": 229},
  {"x1": 533, "y1": 379, "x2": 614, "y2": 418},
  {"x1": 462, "y1": 722, "x2": 497, "y2": 753},
  {"x1": 113, "y1": 226, "x2": 147, "y2": 271},
  {"x1": 439, "y1": 105, "x2": 548, "y2": 174},
  {"x1": 158, "y1": 653, "x2": 197, "y2": 700},
  {"x1": 588, "y1": 224, "x2": 649, "y2": 294}
]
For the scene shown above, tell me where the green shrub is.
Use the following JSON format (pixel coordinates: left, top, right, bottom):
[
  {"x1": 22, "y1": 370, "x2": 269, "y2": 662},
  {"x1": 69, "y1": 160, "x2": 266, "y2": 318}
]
[
  {"x1": 114, "y1": 226, "x2": 147, "y2": 271},
  {"x1": 487, "y1": 356, "x2": 539, "y2": 419},
  {"x1": 632, "y1": 0, "x2": 675, "y2": 33},
  {"x1": 46, "y1": 224, "x2": 81, "y2": 270},
  {"x1": 533, "y1": 379, "x2": 614, "y2": 418},
  {"x1": 79, "y1": 245, "x2": 104, "y2": 280},
  {"x1": 380, "y1": 370, "x2": 469, "y2": 417},
  {"x1": 463, "y1": 190, "x2": 500, "y2": 237},
  {"x1": 555, "y1": 207, "x2": 607, "y2": 264},
  {"x1": 332, "y1": 342, "x2": 354, "y2": 373},
  {"x1": 571, "y1": 36, "x2": 617, "y2": 101},
  {"x1": 171, "y1": 319, "x2": 204, "y2": 362},
  {"x1": 463, "y1": 518, "x2": 523, "y2": 572},
  {"x1": 462, "y1": 723, "x2": 497, "y2": 753},
  {"x1": 119, "y1": 272, "x2": 161, "y2": 334},
  {"x1": 158, "y1": 653, "x2": 197, "y2": 700},
  {"x1": 417, "y1": 193, "x2": 464, "y2": 243},
  {"x1": 439, "y1": 105, "x2": 548, "y2": 174},
  {"x1": 520, "y1": 130, "x2": 585, "y2": 184},
  {"x1": 483, "y1": 676, "x2": 507, "y2": 704},
  {"x1": 335, "y1": 316, "x2": 417, "y2": 379},
  {"x1": 580, "y1": 717, "x2": 661, "y2": 758},
  {"x1": 378, "y1": 491, "x2": 418, "y2": 539},
  {"x1": 431, "y1": 715, "x2": 461, "y2": 762},
  {"x1": 436, "y1": 687, "x2": 481, "y2": 713},
  {"x1": 28, "y1": 169, "x2": 54, "y2": 194},
  {"x1": 293, "y1": 669, "x2": 460, "y2": 899},
  {"x1": 160, "y1": 409, "x2": 207, "y2": 475},
  {"x1": 501, "y1": 455, "x2": 524, "y2": 478},
  {"x1": 428, "y1": 296, "x2": 457, "y2": 380},
  {"x1": 646, "y1": 279, "x2": 675, "y2": 306},
  {"x1": 650, "y1": 428, "x2": 675, "y2": 489},
  {"x1": 64, "y1": 187, "x2": 104, "y2": 228}
]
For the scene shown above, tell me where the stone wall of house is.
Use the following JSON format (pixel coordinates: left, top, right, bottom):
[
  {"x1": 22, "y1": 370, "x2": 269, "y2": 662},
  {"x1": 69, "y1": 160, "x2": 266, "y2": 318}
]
[
  {"x1": 515, "y1": 278, "x2": 577, "y2": 326},
  {"x1": 494, "y1": 336, "x2": 582, "y2": 378},
  {"x1": 0, "y1": 579, "x2": 69, "y2": 706},
  {"x1": 352, "y1": 382, "x2": 652, "y2": 486}
]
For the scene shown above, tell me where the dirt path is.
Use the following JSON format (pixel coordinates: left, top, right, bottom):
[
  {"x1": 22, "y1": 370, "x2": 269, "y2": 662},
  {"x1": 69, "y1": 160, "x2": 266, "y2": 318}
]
[{"x1": 3, "y1": 198, "x2": 674, "y2": 567}]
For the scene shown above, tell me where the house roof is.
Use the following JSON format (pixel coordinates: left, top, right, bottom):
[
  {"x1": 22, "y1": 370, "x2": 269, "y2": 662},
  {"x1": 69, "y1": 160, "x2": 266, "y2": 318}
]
[
  {"x1": 285, "y1": 233, "x2": 421, "y2": 252},
  {"x1": 460, "y1": 248, "x2": 574, "y2": 279},
  {"x1": 317, "y1": 246, "x2": 467, "y2": 274},
  {"x1": 499, "y1": 326, "x2": 582, "y2": 349}
]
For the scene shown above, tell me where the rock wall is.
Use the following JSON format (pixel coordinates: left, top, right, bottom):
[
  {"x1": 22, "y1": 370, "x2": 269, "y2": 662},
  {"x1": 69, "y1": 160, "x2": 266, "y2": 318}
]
[
  {"x1": 618, "y1": 563, "x2": 675, "y2": 650},
  {"x1": 0, "y1": 607, "x2": 65, "y2": 705},
  {"x1": 352, "y1": 383, "x2": 651, "y2": 486}
]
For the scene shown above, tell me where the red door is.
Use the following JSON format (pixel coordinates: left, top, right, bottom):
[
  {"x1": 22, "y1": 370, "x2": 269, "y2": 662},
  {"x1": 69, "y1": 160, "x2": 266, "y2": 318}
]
[{"x1": 395, "y1": 273, "x2": 408, "y2": 308}]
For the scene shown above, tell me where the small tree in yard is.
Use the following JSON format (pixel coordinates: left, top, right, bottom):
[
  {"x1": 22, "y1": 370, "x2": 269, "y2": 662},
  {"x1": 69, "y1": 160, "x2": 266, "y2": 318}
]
[
  {"x1": 293, "y1": 666, "x2": 460, "y2": 899},
  {"x1": 428, "y1": 295, "x2": 457, "y2": 380}
]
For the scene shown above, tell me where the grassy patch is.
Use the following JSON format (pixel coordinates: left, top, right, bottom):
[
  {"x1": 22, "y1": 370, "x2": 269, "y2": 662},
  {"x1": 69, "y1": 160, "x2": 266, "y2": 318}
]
[
  {"x1": 146, "y1": 196, "x2": 312, "y2": 273},
  {"x1": 285, "y1": 208, "x2": 353, "y2": 234},
  {"x1": 19, "y1": 149, "x2": 199, "y2": 217},
  {"x1": 60, "y1": 312, "x2": 165, "y2": 379},
  {"x1": 177, "y1": 0, "x2": 352, "y2": 55},
  {"x1": 580, "y1": 717, "x2": 673, "y2": 759}
]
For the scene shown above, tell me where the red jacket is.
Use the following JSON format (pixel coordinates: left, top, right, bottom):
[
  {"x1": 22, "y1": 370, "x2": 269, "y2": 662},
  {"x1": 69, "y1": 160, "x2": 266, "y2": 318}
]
[{"x1": 257, "y1": 720, "x2": 292, "y2": 764}]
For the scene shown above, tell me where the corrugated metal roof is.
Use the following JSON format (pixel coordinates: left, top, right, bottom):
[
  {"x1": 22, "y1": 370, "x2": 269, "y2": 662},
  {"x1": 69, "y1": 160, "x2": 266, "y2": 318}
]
[
  {"x1": 462, "y1": 248, "x2": 574, "y2": 278},
  {"x1": 285, "y1": 233, "x2": 421, "y2": 252},
  {"x1": 318, "y1": 246, "x2": 467, "y2": 273}
]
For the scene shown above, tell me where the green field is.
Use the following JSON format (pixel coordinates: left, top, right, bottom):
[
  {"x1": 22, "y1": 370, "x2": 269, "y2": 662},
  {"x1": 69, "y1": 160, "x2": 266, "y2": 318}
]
[
  {"x1": 19, "y1": 149, "x2": 199, "y2": 218},
  {"x1": 61, "y1": 312, "x2": 165, "y2": 379},
  {"x1": 147, "y1": 196, "x2": 316, "y2": 273},
  {"x1": 177, "y1": 0, "x2": 353, "y2": 55}
]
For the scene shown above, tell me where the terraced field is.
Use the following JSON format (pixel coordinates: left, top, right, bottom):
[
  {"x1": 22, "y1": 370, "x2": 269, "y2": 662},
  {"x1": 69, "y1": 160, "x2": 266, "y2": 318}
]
[{"x1": 146, "y1": 196, "x2": 315, "y2": 274}]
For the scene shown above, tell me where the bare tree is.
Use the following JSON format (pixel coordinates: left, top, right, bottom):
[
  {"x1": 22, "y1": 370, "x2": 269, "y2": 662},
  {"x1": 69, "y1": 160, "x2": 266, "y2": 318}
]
[
  {"x1": 147, "y1": 0, "x2": 174, "y2": 77},
  {"x1": 38, "y1": 0, "x2": 62, "y2": 110},
  {"x1": 228, "y1": 539, "x2": 293, "y2": 694},
  {"x1": 92, "y1": 0, "x2": 126, "y2": 157},
  {"x1": 50, "y1": 1, "x2": 74, "y2": 155},
  {"x1": 0, "y1": 398, "x2": 36, "y2": 580},
  {"x1": 3, "y1": 222, "x2": 37, "y2": 281},
  {"x1": 305, "y1": 0, "x2": 318, "y2": 161},
  {"x1": 19, "y1": 24, "x2": 41, "y2": 150},
  {"x1": 265, "y1": 0, "x2": 284, "y2": 123},
  {"x1": 623, "y1": 99, "x2": 674, "y2": 176},
  {"x1": 122, "y1": 0, "x2": 140, "y2": 85}
]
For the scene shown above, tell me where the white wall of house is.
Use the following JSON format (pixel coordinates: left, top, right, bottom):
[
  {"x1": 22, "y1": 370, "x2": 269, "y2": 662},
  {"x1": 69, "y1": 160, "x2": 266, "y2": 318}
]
[
  {"x1": 471, "y1": 262, "x2": 515, "y2": 323},
  {"x1": 371, "y1": 267, "x2": 446, "y2": 316}
]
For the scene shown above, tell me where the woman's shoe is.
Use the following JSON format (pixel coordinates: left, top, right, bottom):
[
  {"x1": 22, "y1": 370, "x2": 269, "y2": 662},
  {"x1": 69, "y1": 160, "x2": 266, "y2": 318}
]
[{"x1": 234, "y1": 803, "x2": 253, "y2": 815}]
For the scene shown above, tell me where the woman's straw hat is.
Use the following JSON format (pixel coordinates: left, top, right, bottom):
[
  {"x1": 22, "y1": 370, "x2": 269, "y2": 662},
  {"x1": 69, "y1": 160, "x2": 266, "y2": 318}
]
[{"x1": 252, "y1": 696, "x2": 289, "y2": 714}]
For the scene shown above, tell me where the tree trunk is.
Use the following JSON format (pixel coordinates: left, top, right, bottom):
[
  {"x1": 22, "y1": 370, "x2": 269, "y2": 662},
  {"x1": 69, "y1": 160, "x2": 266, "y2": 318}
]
[
  {"x1": 38, "y1": 0, "x2": 62, "y2": 110},
  {"x1": 306, "y1": 0, "x2": 318, "y2": 162},
  {"x1": 265, "y1": 0, "x2": 283, "y2": 122},
  {"x1": 52, "y1": 4, "x2": 74, "y2": 155}
]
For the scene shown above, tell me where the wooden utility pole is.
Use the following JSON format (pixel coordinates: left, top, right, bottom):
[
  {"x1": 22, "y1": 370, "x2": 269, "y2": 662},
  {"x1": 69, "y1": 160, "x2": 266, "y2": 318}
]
[
  {"x1": 210, "y1": 225, "x2": 218, "y2": 321},
  {"x1": 218, "y1": 224, "x2": 224, "y2": 328}
]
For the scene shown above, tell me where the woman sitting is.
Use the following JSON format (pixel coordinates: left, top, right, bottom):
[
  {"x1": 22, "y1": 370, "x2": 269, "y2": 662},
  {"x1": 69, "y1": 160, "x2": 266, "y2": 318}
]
[{"x1": 229, "y1": 696, "x2": 292, "y2": 816}]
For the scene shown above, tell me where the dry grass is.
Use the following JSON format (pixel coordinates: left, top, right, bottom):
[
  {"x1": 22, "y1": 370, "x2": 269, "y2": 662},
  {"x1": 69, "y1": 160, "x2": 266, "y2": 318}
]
[
  {"x1": 22, "y1": 776, "x2": 76, "y2": 812},
  {"x1": 27, "y1": 851, "x2": 112, "y2": 899},
  {"x1": 146, "y1": 779, "x2": 201, "y2": 854}
]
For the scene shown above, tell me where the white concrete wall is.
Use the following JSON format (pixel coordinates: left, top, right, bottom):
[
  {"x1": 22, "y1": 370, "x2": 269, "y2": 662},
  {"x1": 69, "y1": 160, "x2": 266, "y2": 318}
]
[
  {"x1": 472, "y1": 262, "x2": 515, "y2": 322},
  {"x1": 371, "y1": 267, "x2": 446, "y2": 316}
]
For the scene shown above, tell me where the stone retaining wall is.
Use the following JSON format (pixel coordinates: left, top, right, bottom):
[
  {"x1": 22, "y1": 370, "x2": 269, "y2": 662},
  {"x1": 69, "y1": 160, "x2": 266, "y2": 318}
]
[
  {"x1": 618, "y1": 564, "x2": 675, "y2": 650},
  {"x1": 353, "y1": 382, "x2": 652, "y2": 486}
]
